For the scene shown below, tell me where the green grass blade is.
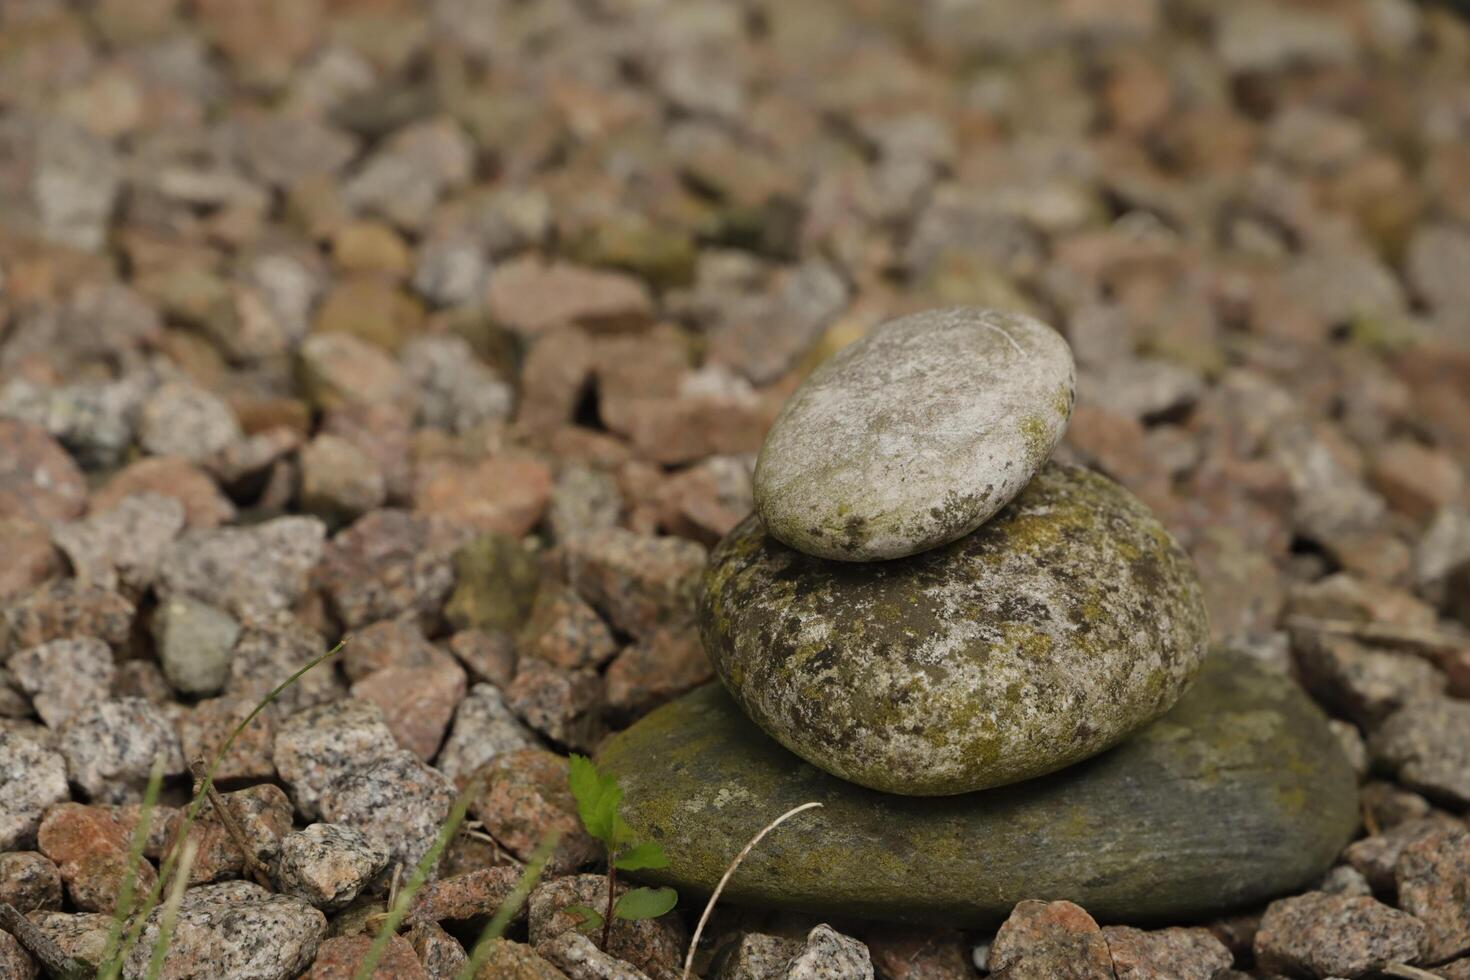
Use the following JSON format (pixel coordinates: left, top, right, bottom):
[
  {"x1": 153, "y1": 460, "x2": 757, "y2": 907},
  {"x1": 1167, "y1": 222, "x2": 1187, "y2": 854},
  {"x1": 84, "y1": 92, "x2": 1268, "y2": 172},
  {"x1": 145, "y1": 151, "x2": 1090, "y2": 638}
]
[
  {"x1": 113, "y1": 638, "x2": 346, "y2": 971},
  {"x1": 96, "y1": 753, "x2": 166, "y2": 980},
  {"x1": 454, "y1": 831, "x2": 560, "y2": 980},
  {"x1": 350, "y1": 775, "x2": 481, "y2": 980},
  {"x1": 143, "y1": 839, "x2": 196, "y2": 980}
]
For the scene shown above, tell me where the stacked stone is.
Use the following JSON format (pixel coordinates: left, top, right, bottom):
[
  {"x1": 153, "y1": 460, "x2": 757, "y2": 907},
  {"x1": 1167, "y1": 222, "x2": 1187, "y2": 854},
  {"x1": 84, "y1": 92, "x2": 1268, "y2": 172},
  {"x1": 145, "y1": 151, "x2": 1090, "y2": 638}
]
[{"x1": 599, "y1": 308, "x2": 1359, "y2": 926}]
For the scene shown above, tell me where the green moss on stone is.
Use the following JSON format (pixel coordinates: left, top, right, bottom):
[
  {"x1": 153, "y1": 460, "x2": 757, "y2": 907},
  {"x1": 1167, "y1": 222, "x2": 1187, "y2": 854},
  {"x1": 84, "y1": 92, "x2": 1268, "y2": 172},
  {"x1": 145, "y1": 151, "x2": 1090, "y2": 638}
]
[{"x1": 598, "y1": 651, "x2": 1359, "y2": 928}]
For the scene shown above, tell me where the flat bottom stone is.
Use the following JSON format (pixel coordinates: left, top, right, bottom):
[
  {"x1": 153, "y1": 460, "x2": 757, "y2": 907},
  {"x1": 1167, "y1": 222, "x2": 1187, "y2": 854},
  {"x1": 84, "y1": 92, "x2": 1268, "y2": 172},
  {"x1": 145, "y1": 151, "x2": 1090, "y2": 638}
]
[{"x1": 597, "y1": 651, "x2": 1358, "y2": 927}]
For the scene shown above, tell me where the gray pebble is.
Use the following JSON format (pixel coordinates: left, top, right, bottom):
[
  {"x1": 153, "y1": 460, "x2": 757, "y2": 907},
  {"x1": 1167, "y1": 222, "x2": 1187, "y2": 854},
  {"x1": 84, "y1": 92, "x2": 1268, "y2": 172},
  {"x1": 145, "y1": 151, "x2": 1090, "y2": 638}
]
[
  {"x1": 781, "y1": 925, "x2": 873, "y2": 980},
  {"x1": 152, "y1": 597, "x2": 240, "y2": 697},
  {"x1": 0, "y1": 730, "x2": 70, "y2": 849},
  {"x1": 274, "y1": 822, "x2": 390, "y2": 910},
  {"x1": 274, "y1": 698, "x2": 401, "y2": 820},
  {"x1": 435, "y1": 683, "x2": 538, "y2": 785},
  {"x1": 57, "y1": 697, "x2": 185, "y2": 803},
  {"x1": 137, "y1": 383, "x2": 242, "y2": 463},
  {"x1": 50, "y1": 492, "x2": 185, "y2": 594},
  {"x1": 537, "y1": 931, "x2": 653, "y2": 980},
  {"x1": 7, "y1": 637, "x2": 115, "y2": 728},
  {"x1": 754, "y1": 307, "x2": 1074, "y2": 561},
  {"x1": 122, "y1": 881, "x2": 326, "y2": 980},
  {"x1": 318, "y1": 751, "x2": 457, "y2": 875},
  {"x1": 157, "y1": 516, "x2": 326, "y2": 625},
  {"x1": 401, "y1": 334, "x2": 514, "y2": 434}
]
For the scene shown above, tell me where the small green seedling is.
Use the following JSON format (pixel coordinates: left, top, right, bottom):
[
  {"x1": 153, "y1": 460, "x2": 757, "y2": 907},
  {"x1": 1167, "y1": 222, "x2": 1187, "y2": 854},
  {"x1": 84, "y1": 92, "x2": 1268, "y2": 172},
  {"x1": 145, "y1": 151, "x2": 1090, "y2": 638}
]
[{"x1": 565, "y1": 753, "x2": 678, "y2": 950}]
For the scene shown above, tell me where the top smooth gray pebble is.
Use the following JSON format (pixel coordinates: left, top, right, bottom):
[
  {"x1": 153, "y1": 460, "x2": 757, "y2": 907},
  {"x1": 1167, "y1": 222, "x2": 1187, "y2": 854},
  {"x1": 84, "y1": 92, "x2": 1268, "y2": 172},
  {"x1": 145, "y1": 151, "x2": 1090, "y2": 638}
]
[{"x1": 754, "y1": 307, "x2": 1076, "y2": 561}]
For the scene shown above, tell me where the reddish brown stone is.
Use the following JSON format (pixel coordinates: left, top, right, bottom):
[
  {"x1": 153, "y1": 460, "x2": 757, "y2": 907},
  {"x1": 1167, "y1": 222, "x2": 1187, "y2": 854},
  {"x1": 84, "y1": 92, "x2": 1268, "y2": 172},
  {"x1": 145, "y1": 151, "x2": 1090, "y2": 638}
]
[
  {"x1": 487, "y1": 257, "x2": 652, "y2": 335},
  {"x1": 351, "y1": 659, "x2": 467, "y2": 761},
  {"x1": 91, "y1": 456, "x2": 236, "y2": 529},
  {"x1": 413, "y1": 455, "x2": 552, "y2": 537},
  {"x1": 468, "y1": 748, "x2": 598, "y2": 873},
  {"x1": 0, "y1": 419, "x2": 86, "y2": 523},
  {"x1": 604, "y1": 628, "x2": 712, "y2": 720},
  {"x1": 36, "y1": 803, "x2": 155, "y2": 913},
  {"x1": 988, "y1": 900, "x2": 1113, "y2": 980},
  {"x1": 304, "y1": 934, "x2": 428, "y2": 980}
]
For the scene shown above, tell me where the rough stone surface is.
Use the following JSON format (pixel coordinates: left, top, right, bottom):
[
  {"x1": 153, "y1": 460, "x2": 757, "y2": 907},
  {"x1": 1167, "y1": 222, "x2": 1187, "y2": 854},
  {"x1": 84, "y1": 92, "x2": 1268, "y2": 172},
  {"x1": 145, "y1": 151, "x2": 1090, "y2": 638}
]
[
  {"x1": 0, "y1": 930, "x2": 36, "y2": 979},
  {"x1": 1370, "y1": 697, "x2": 1470, "y2": 805},
  {"x1": 0, "y1": 730, "x2": 70, "y2": 849},
  {"x1": 519, "y1": 586, "x2": 618, "y2": 671},
  {"x1": 317, "y1": 752, "x2": 457, "y2": 874},
  {"x1": 755, "y1": 307, "x2": 1075, "y2": 561},
  {"x1": 157, "y1": 516, "x2": 326, "y2": 625},
  {"x1": 565, "y1": 528, "x2": 705, "y2": 639},
  {"x1": 168, "y1": 783, "x2": 294, "y2": 884},
  {"x1": 1254, "y1": 891, "x2": 1425, "y2": 978},
  {"x1": 1395, "y1": 826, "x2": 1470, "y2": 964},
  {"x1": 1100, "y1": 925, "x2": 1234, "y2": 980},
  {"x1": 175, "y1": 694, "x2": 278, "y2": 782},
  {"x1": 987, "y1": 901, "x2": 1113, "y2": 980},
  {"x1": 123, "y1": 881, "x2": 327, "y2": 980},
  {"x1": 0, "y1": 851, "x2": 63, "y2": 913},
  {"x1": 275, "y1": 822, "x2": 391, "y2": 911},
  {"x1": 37, "y1": 803, "x2": 155, "y2": 913},
  {"x1": 599, "y1": 652, "x2": 1357, "y2": 926},
  {"x1": 6, "y1": 636, "x2": 115, "y2": 727},
  {"x1": 350, "y1": 658, "x2": 466, "y2": 761},
  {"x1": 711, "y1": 933, "x2": 802, "y2": 980},
  {"x1": 471, "y1": 939, "x2": 569, "y2": 979},
  {"x1": 138, "y1": 382, "x2": 243, "y2": 462},
  {"x1": 436, "y1": 683, "x2": 538, "y2": 786},
  {"x1": 445, "y1": 532, "x2": 543, "y2": 633},
  {"x1": 50, "y1": 492, "x2": 185, "y2": 594},
  {"x1": 1, "y1": 580, "x2": 133, "y2": 656},
  {"x1": 702, "y1": 462, "x2": 1209, "y2": 794},
  {"x1": 0, "y1": 420, "x2": 87, "y2": 524},
  {"x1": 407, "y1": 866, "x2": 520, "y2": 926},
  {"x1": 538, "y1": 932, "x2": 654, "y2": 980},
  {"x1": 305, "y1": 933, "x2": 428, "y2": 979},
  {"x1": 782, "y1": 925, "x2": 874, "y2": 979},
  {"x1": 468, "y1": 748, "x2": 600, "y2": 872},
  {"x1": 227, "y1": 621, "x2": 344, "y2": 718},
  {"x1": 505, "y1": 659, "x2": 603, "y2": 752},
  {"x1": 58, "y1": 697, "x2": 186, "y2": 803},
  {"x1": 275, "y1": 699, "x2": 401, "y2": 820},
  {"x1": 409, "y1": 921, "x2": 468, "y2": 980}
]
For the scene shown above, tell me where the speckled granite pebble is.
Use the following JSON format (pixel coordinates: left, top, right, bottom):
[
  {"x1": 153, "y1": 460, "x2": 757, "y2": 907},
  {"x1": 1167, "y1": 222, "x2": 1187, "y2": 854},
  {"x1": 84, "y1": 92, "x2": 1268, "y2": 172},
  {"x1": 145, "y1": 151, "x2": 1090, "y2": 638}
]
[
  {"x1": 754, "y1": 308, "x2": 1074, "y2": 561},
  {"x1": 57, "y1": 697, "x2": 185, "y2": 804},
  {"x1": 703, "y1": 462, "x2": 1208, "y2": 794},
  {"x1": 7, "y1": 636, "x2": 114, "y2": 727},
  {"x1": 275, "y1": 823, "x2": 390, "y2": 911},
  {"x1": 123, "y1": 881, "x2": 326, "y2": 980},
  {"x1": 782, "y1": 925, "x2": 874, "y2": 980},
  {"x1": 0, "y1": 731, "x2": 70, "y2": 849}
]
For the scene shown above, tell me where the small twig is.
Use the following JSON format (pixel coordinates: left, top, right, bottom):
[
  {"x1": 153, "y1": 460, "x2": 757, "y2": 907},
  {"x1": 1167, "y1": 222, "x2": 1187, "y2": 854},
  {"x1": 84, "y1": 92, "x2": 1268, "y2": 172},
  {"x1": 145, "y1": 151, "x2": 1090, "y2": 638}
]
[
  {"x1": 1384, "y1": 964, "x2": 1443, "y2": 980},
  {"x1": 0, "y1": 902, "x2": 90, "y2": 979},
  {"x1": 189, "y1": 759, "x2": 272, "y2": 888},
  {"x1": 1363, "y1": 797, "x2": 1381, "y2": 837},
  {"x1": 388, "y1": 863, "x2": 403, "y2": 914},
  {"x1": 680, "y1": 802, "x2": 823, "y2": 980},
  {"x1": 145, "y1": 840, "x2": 197, "y2": 980}
]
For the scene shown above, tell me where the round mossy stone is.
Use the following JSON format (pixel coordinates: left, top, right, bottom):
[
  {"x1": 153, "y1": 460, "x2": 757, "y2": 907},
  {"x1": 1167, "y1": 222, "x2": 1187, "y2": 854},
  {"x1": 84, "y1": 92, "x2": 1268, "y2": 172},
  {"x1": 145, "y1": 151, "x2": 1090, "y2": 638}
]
[
  {"x1": 703, "y1": 462, "x2": 1209, "y2": 795},
  {"x1": 753, "y1": 307, "x2": 1075, "y2": 561},
  {"x1": 597, "y1": 651, "x2": 1359, "y2": 927}
]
